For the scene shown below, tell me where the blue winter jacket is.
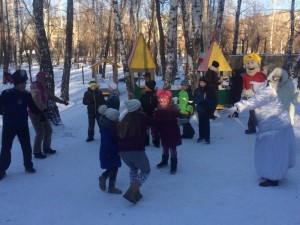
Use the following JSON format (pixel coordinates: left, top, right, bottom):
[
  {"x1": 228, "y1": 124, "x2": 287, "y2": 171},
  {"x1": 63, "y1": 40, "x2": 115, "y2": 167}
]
[
  {"x1": 99, "y1": 116, "x2": 121, "y2": 169},
  {"x1": 0, "y1": 88, "x2": 41, "y2": 127},
  {"x1": 193, "y1": 86, "x2": 216, "y2": 116}
]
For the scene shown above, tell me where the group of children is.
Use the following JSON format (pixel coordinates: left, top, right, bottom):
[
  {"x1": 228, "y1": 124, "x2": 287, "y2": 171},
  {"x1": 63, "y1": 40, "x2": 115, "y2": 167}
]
[{"x1": 89, "y1": 78, "x2": 217, "y2": 204}]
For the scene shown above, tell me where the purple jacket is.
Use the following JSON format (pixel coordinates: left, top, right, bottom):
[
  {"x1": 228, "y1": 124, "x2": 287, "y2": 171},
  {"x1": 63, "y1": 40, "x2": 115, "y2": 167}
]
[{"x1": 154, "y1": 105, "x2": 182, "y2": 148}]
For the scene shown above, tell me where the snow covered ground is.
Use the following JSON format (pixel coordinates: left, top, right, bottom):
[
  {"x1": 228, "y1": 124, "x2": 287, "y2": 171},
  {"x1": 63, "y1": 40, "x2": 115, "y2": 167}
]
[{"x1": 0, "y1": 65, "x2": 299, "y2": 225}]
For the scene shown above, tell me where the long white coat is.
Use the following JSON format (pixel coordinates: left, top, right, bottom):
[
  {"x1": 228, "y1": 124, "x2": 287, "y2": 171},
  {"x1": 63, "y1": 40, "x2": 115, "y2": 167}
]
[{"x1": 236, "y1": 83, "x2": 296, "y2": 180}]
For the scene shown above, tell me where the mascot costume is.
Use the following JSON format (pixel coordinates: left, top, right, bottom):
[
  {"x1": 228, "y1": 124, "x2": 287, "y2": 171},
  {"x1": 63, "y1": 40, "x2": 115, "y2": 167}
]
[{"x1": 242, "y1": 53, "x2": 266, "y2": 134}]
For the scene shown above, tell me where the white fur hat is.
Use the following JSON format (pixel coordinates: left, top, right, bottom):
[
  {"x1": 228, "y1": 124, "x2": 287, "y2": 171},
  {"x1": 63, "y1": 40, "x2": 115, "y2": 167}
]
[
  {"x1": 124, "y1": 99, "x2": 141, "y2": 112},
  {"x1": 98, "y1": 105, "x2": 119, "y2": 121},
  {"x1": 109, "y1": 82, "x2": 118, "y2": 90}
]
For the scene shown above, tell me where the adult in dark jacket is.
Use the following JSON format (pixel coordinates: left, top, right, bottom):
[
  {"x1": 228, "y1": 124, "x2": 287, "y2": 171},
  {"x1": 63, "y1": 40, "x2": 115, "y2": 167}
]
[
  {"x1": 194, "y1": 77, "x2": 216, "y2": 144},
  {"x1": 229, "y1": 69, "x2": 243, "y2": 117},
  {"x1": 82, "y1": 81, "x2": 106, "y2": 142},
  {"x1": 98, "y1": 105, "x2": 122, "y2": 194},
  {"x1": 0, "y1": 70, "x2": 46, "y2": 180},
  {"x1": 106, "y1": 82, "x2": 120, "y2": 110},
  {"x1": 140, "y1": 80, "x2": 160, "y2": 147},
  {"x1": 204, "y1": 60, "x2": 220, "y2": 119}
]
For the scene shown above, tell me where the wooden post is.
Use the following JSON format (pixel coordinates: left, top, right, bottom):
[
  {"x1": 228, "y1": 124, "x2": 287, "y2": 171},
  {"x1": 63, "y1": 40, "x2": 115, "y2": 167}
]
[{"x1": 82, "y1": 66, "x2": 84, "y2": 84}]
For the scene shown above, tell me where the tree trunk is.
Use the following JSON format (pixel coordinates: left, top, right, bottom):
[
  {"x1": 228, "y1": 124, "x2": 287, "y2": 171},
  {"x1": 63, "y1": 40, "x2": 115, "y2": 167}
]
[
  {"x1": 180, "y1": 0, "x2": 193, "y2": 84},
  {"x1": 164, "y1": 0, "x2": 178, "y2": 89},
  {"x1": 155, "y1": 0, "x2": 166, "y2": 78},
  {"x1": 285, "y1": 0, "x2": 295, "y2": 76},
  {"x1": 0, "y1": 0, "x2": 3, "y2": 67},
  {"x1": 14, "y1": 0, "x2": 21, "y2": 69},
  {"x1": 112, "y1": 0, "x2": 133, "y2": 99},
  {"x1": 103, "y1": 8, "x2": 113, "y2": 78},
  {"x1": 232, "y1": 0, "x2": 242, "y2": 55},
  {"x1": 61, "y1": 0, "x2": 73, "y2": 101},
  {"x1": 33, "y1": 0, "x2": 55, "y2": 94},
  {"x1": 2, "y1": 0, "x2": 10, "y2": 83},
  {"x1": 215, "y1": 0, "x2": 226, "y2": 43}
]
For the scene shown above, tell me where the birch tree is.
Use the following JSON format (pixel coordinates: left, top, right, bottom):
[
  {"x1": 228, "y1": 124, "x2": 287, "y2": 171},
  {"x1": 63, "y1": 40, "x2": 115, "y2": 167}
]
[
  {"x1": 112, "y1": 0, "x2": 133, "y2": 99},
  {"x1": 14, "y1": 0, "x2": 21, "y2": 69},
  {"x1": 215, "y1": 0, "x2": 226, "y2": 43},
  {"x1": 285, "y1": 0, "x2": 295, "y2": 76},
  {"x1": 164, "y1": 0, "x2": 178, "y2": 89},
  {"x1": 232, "y1": 0, "x2": 242, "y2": 55},
  {"x1": 33, "y1": 0, "x2": 55, "y2": 93},
  {"x1": 61, "y1": 0, "x2": 73, "y2": 101}
]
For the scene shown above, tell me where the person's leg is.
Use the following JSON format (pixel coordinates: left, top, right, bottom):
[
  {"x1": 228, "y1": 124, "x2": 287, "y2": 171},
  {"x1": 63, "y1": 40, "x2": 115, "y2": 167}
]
[
  {"x1": 204, "y1": 115, "x2": 211, "y2": 144},
  {"x1": 43, "y1": 119, "x2": 55, "y2": 154},
  {"x1": 170, "y1": 147, "x2": 178, "y2": 174},
  {"x1": 16, "y1": 126, "x2": 35, "y2": 172},
  {"x1": 157, "y1": 147, "x2": 169, "y2": 168},
  {"x1": 151, "y1": 126, "x2": 160, "y2": 148},
  {"x1": 30, "y1": 114, "x2": 45, "y2": 156},
  {"x1": 108, "y1": 168, "x2": 122, "y2": 194},
  {"x1": 87, "y1": 115, "x2": 95, "y2": 141},
  {"x1": 99, "y1": 169, "x2": 110, "y2": 191},
  {"x1": 0, "y1": 126, "x2": 16, "y2": 175},
  {"x1": 198, "y1": 115, "x2": 204, "y2": 142}
]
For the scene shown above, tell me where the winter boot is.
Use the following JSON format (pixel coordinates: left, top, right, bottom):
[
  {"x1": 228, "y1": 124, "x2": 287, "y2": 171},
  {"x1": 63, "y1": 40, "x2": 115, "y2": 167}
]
[
  {"x1": 156, "y1": 155, "x2": 169, "y2": 168},
  {"x1": 245, "y1": 129, "x2": 256, "y2": 134},
  {"x1": 99, "y1": 176, "x2": 108, "y2": 191},
  {"x1": 25, "y1": 167, "x2": 36, "y2": 173},
  {"x1": 123, "y1": 180, "x2": 142, "y2": 204},
  {"x1": 43, "y1": 148, "x2": 57, "y2": 154},
  {"x1": 86, "y1": 137, "x2": 94, "y2": 142},
  {"x1": 135, "y1": 189, "x2": 143, "y2": 201},
  {"x1": 152, "y1": 134, "x2": 160, "y2": 148},
  {"x1": 108, "y1": 180, "x2": 122, "y2": 194},
  {"x1": 170, "y1": 158, "x2": 178, "y2": 175},
  {"x1": 259, "y1": 179, "x2": 279, "y2": 187},
  {"x1": 0, "y1": 171, "x2": 6, "y2": 181},
  {"x1": 34, "y1": 153, "x2": 47, "y2": 159}
]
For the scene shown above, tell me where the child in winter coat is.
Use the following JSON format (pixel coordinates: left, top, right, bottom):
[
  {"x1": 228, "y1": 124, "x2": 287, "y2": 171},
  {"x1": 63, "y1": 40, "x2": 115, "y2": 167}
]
[
  {"x1": 193, "y1": 77, "x2": 216, "y2": 144},
  {"x1": 82, "y1": 81, "x2": 106, "y2": 142},
  {"x1": 118, "y1": 99, "x2": 151, "y2": 204},
  {"x1": 178, "y1": 79, "x2": 195, "y2": 139},
  {"x1": 106, "y1": 82, "x2": 120, "y2": 110},
  {"x1": 140, "y1": 80, "x2": 160, "y2": 147},
  {"x1": 154, "y1": 90, "x2": 183, "y2": 174},
  {"x1": 98, "y1": 105, "x2": 122, "y2": 194}
]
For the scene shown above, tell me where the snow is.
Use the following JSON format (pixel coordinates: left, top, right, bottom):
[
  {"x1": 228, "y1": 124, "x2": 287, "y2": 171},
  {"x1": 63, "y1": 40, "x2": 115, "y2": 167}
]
[{"x1": 0, "y1": 65, "x2": 300, "y2": 225}]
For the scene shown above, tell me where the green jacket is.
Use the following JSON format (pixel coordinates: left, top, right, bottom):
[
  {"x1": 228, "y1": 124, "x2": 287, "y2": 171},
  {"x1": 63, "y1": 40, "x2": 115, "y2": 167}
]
[{"x1": 178, "y1": 90, "x2": 194, "y2": 115}]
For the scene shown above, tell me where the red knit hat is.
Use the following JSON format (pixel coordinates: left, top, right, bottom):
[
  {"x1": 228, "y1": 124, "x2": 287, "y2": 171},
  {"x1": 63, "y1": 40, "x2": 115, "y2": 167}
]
[{"x1": 157, "y1": 90, "x2": 172, "y2": 99}]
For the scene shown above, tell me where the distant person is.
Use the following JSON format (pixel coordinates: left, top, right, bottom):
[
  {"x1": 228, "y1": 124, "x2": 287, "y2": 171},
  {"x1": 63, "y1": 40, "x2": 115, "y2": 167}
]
[
  {"x1": 204, "y1": 61, "x2": 220, "y2": 119},
  {"x1": 140, "y1": 80, "x2": 160, "y2": 147},
  {"x1": 106, "y1": 81, "x2": 120, "y2": 110},
  {"x1": 0, "y1": 70, "x2": 46, "y2": 180},
  {"x1": 193, "y1": 77, "x2": 216, "y2": 144},
  {"x1": 178, "y1": 80, "x2": 195, "y2": 139},
  {"x1": 83, "y1": 81, "x2": 106, "y2": 142},
  {"x1": 98, "y1": 105, "x2": 122, "y2": 194},
  {"x1": 29, "y1": 72, "x2": 69, "y2": 159},
  {"x1": 228, "y1": 69, "x2": 243, "y2": 117}
]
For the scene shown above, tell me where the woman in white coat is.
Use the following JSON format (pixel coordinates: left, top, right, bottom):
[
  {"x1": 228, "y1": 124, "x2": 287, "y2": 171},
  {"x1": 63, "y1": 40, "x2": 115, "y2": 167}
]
[
  {"x1": 268, "y1": 68, "x2": 296, "y2": 125},
  {"x1": 226, "y1": 81, "x2": 296, "y2": 187}
]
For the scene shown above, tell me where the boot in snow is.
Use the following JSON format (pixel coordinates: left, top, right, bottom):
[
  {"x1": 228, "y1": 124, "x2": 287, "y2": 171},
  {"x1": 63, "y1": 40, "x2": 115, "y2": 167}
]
[
  {"x1": 86, "y1": 137, "x2": 94, "y2": 142},
  {"x1": 99, "y1": 176, "x2": 108, "y2": 191},
  {"x1": 259, "y1": 179, "x2": 279, "y2": 187},
  {"x1": 170, "y1": 158, "x2": 178, "y2": 174},
  {"x1": 156, "y1": 155, "x2": 169, "y2": 168},
  {"x1": 135, "y1": 189, "x2": 143, "y2": 201},
  {"x1": 152, "y1": 134, "x2": 160, "y2": 148},
  {"x1": 43, "y1": 148, "x2": 57, "y2": 154},
  {"x1": 34, "y1": 153, "x2": 47, "y2": 159},
  {"x1": 144, "y1": 134, "x2": 150, "y2": 146},
  {"x1": 25, "y1": 167, "x2": 36, "y2": 173},
  {"x1": 123, "y1": 180, "x2": 142, "y2": 204},
  {"x1": 108, "y1": 180, "x2": 122, "y2": 194},
  {"x1": 0, "y1": 171, "x2": 6, "y2": 181}
]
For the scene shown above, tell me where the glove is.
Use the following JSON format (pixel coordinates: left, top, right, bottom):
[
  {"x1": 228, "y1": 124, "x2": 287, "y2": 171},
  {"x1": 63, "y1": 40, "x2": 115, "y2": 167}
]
[
  {"x1": 39, "y1": 113, "x2": 46, "y2": 122},
  {"x1": 63, "y1": 101, "x2": 69, "y2": 106},
  {"x1": 224, "y1": 106, "x2": 238, "y2": 118},
  {"x1": 177, "y1": 118, "x2": 189, "y2": 125}
]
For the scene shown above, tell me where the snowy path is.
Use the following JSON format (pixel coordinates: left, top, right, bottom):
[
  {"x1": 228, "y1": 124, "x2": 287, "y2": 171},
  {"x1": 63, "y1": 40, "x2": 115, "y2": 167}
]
[{"x1": 0, "y1": 66, "x2": 299, "y2": 225}]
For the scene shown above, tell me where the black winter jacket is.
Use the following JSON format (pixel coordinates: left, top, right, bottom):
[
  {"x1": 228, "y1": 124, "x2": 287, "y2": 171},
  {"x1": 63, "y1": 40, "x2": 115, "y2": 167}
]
[
  {"x1": 83, "y1": 88, "x2": 106, "y2": 116},
  {"x1": 140, "y1": 91, "x2": 158, "y2": 117}
]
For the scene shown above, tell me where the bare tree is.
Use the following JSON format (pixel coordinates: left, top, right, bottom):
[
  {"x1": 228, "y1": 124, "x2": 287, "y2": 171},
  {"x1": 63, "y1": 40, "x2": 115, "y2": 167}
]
[
  {"x1": 232, "y1": 0, "x2": 242, "y2": 55},
  {"x1": 155, "y1": 0, "x2": 166, "y2": 78},
  {"x1": 112, "y1": 0, "x2": 133, "y2": 98},
  {"x1": 285, "y1": 0, "x2": 295, "y2": 76},
  {"x1": 215, "y1": 0, "x2": 226, "y2": 43},
  {"x1": 164, "y1": 0, "x2": 178, "y2": 89},
  {"x1": 14, "y1": 0, "x2": 21, "y2": 69},
  {"x1": 61, "y1": 0, "x2": 74, "y2": 101}
]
